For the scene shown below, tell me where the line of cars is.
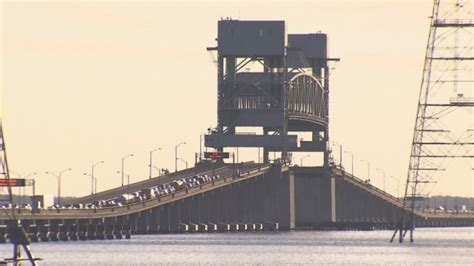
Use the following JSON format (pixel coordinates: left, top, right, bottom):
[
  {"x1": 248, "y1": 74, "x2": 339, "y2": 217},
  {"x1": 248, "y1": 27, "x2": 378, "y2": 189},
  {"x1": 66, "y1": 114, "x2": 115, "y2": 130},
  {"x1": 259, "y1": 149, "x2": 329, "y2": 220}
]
[
  {"x1": 1, "y1": 203, "x2": 33, "y2": 210},
  {"x1": 89, "y1": 173, "x2": 222, "y2": 209},
  {"x1": 5, "y1": 172, "x2": 225, "y2": 211}
]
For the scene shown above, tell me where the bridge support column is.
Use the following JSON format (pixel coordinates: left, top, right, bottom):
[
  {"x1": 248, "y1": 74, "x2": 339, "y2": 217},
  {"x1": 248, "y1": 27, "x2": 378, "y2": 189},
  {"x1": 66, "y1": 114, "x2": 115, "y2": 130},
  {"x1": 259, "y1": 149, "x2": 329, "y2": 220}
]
[
  {"x1": 149, "y1": 207, "x2": 159, "y2": 233},
  {"x1": 330, "y1": 173, "x2": 336, "y2": 223},
  {"x1": 289, "y1": 171, "x2": 295, "y2": 229},
  {"x1": 170, "y1": 202, "x2": 180, "y2": 233},
  {"x1": 252, "y1": 175, "x2": 266, "y2": 224},
  {"x1": 135, "y1": 210, "x2": 150, "y2": 234},
  {"x1": 263, "y1": 127, "x2": 270, "y2": 163},
  {"x1": 271, "y1": 168, "x2": 290, "y2": 229},
  {"x1": 158, "y1": 205, "x2": 169, "y2": 233}
]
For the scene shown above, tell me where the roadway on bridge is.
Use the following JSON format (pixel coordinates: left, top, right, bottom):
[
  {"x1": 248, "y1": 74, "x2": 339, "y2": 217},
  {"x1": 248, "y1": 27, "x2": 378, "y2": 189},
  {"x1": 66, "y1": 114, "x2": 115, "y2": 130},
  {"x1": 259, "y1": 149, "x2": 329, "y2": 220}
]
[
  {"x1": 3, "y1": 161, "x2": 272, "y2": 220},
  {"x1": 66, "y1": 161, "x2": 261, "y2": 205},
  {"x1": 331, "y1": 167, "x2": 474, "y2": 220}
]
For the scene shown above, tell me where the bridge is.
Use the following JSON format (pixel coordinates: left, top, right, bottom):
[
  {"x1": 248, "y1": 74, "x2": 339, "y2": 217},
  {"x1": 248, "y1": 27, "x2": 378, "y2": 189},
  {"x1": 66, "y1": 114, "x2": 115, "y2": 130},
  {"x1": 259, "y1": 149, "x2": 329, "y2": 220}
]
[
  {"x1": 1, "y1": 161, "x2": 472, "y2": 241},
  {"x1": 0, "y1": 19, "x2": 472, "y2": 243}
]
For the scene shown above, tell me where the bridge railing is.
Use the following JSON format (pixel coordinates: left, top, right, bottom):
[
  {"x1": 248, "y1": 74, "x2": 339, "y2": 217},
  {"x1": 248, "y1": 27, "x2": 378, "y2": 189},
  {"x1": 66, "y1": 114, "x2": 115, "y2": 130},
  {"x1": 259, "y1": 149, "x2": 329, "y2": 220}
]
[
  {"x1": 332, "y1": 165, "x2": 403, "y2": 205},
  {"x1": 63, "y1": 161, "x2": 228, "y2": 205}
]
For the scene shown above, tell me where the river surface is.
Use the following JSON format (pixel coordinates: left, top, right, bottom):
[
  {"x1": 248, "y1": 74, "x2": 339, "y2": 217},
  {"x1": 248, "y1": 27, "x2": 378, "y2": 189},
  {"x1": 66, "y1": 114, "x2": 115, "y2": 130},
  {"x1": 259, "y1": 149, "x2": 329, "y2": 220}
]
[{"x1": 0, "y1": 228, "x2": 472, "y2": 265}]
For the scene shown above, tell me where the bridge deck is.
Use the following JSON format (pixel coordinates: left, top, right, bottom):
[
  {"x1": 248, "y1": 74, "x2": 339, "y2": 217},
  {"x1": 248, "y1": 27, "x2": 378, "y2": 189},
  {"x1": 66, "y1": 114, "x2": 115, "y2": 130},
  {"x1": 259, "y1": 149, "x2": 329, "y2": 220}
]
[
  {"x1": 333, "y1": 167, "x2": 474, "y2": 220},
  {"x1": 65, "y1": 161, "x2": 228, "y2": 205},
  {"x1": 1, "y1": 164, "x2": 471, "y2": 224},
  {"x1": 3, "y1": 162, "x2": 277, "y2": 220}
]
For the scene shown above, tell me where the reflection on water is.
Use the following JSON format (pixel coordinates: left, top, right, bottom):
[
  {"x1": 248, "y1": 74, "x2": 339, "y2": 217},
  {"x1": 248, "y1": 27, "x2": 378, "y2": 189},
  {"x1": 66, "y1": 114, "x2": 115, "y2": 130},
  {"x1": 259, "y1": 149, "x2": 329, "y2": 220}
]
[{"x1": 0, "y1": 228, "x2": 472, "y2": 265}]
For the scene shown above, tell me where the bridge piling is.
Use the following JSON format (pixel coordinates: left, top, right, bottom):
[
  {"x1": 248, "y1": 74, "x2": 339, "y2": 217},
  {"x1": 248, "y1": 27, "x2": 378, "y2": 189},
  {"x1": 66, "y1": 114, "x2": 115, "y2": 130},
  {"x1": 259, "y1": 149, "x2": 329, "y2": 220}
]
[
  {"x1": 87, "y1": 223, "x2": 96, "y2": 240},
  {"x1": 69, "y1": 224, "x2": 78, "y2": 241},
  {"x1": 26, "y1": 224, "x2": 39, "y2": 242},
  {"x1": 96, "y1": 223, "x2": 105, "y2": 240},
  {"x1": 0, "y1": 225, "x2": 6, "y2": 243}
]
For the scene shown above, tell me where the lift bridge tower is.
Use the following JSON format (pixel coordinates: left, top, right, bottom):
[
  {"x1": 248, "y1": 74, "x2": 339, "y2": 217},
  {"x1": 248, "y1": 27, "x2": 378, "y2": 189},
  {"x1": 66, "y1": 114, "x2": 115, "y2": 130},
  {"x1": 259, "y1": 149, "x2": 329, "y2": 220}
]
[
  {"x1": 205, "y1": 19, "x2": 336, "y2": 165},
  {"x1": 392, "y1": 0, "x2": 473, "y2": 243}
]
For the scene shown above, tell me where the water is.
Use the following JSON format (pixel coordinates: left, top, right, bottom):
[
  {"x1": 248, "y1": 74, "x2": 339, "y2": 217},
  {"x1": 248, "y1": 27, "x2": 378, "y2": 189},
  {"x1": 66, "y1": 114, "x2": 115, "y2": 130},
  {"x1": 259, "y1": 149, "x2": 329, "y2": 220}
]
[{"x1": 0, "y1": 228, "x2": 472, "y2": 265}]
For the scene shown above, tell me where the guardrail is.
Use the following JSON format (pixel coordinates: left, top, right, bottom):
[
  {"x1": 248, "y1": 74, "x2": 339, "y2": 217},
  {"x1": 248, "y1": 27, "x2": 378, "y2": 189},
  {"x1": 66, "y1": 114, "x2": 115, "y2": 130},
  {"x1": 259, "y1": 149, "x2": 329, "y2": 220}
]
[{"x1": 332, "y1": 166, "x2": 402, "y2": 205}]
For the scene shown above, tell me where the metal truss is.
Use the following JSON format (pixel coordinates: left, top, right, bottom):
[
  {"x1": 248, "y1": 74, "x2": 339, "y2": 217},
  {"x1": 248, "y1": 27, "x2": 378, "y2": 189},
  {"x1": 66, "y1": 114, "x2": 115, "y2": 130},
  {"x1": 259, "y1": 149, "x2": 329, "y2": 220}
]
[
  {"x1": 0, "y1": 122, "x2": 40, "y2": 264},
  {"x1": 391, "y1": 0, "x2": 473, "y2": 243}
]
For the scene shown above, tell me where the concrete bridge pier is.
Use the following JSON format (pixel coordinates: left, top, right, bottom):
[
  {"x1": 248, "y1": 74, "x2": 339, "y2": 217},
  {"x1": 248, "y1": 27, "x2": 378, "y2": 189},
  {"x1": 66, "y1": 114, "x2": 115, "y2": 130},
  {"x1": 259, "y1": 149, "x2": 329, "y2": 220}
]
[
  {"x1": 26, "y1": 224, "x2": 39, "y2": 242},
  {"x1": 189, "y1": 195, "x2": 201, "y2": 228},
  {"x1": 96, "y1": 223, "x2": 106, "y2": 240},
  {"x1": 69, "y1": 223, "x2": 78, "y2": 241},
  {"x1": 77, "y1": 219, "x2": 89, "y2": 240},
  {"x1": 38, "y1": 223, "x2": 50, "y2": 242},
  {"x1": 105, "y1": 224, "x2": 114, "y2": 239},
  {"x1": 208, "y1": 189, "x2": 219, "y2": 225},
  {"x1": 293, "y1": 167, "x2": 332, "y2": 229},
  {"x1": 170, "y1": 201, "x2": 182, "y2": 233},
  {"x1": 273, "y1": 170, "x2": 291, "y2": 230},
  {"x1": 49, "y1": 220, "x2": 61, "y2": 241},
  {"x1": 175, "y1": 200, "x2": 184, "y2": 231},
  {"x1": 199, "y1": 193, "x2": 212, "y2": 227},
  {"x1": 157, "y1": 205, "x2": 167, "y2": 233},
  {"x1": 128, "y1": 213, "x2": 138, "y2": 234},
  {"x1": 87, "y1": 223, "x2": 97, "y2": 240},
  {"x1": 253, "y1": 175, "x2": 267, "y2": 224},
  {"x1": 219, "y1": 185, "x2": 231, "y2": 224},
  {"x1": 149, "y1": 207, "x2": 160, "y2": 234},
  {"x1": 114, "y1": 224, "x2": 123, "y2": 239},
  {"x1": 0, "y1": 225, "x2": 7, "y2": 243},
  {"x1": 135, "y1": 210, "x2": 149, "y2": 234}
]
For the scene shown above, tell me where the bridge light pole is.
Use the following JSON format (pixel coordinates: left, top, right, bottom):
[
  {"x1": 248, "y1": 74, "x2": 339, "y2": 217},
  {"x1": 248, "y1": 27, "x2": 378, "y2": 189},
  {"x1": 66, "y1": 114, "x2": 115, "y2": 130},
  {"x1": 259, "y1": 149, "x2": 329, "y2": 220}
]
[
  {"x1": 390, "y1": 175, "x2": 400, "y2": 199},
  {"x1": 177, "y1": 158, "x2": 188, "y2": 169},
  {"x1": 92, "y1": 161, "x2": 104, "y2": 194},
  {"x1": 376, "y1": 168, "x2": 386, "y2": 192},
  {"x1": 83, "y1": 172, "x2": 93, "y2": 191},
  {"x1": 86, "y1": 161, "x2": 104, "y2": 195},
  {"x1": 300, "y1": 155, "x2": 310, "y2": 166},
  {"x1": 236, "y1": 147, "x2": 239, "y2": 163},
  {"x1": 116, "y1": 170, "x2": 121, "y2": 186},
  {"x1": 149, "y1": 148, "x2": 161, "y2": 179},
  {"x1": 344, "y1": 151, "x2": 354, "y2": 177},
  {"x1": 46, "y1": 168, "x2": 72, "y2": 205},
  {"x1": 331, "y1": 142, "x2": 342, "y2": 167},
  {"x1": 151, "y1": 165, "x2": 162, "y2": 176},
  {"x1": 13, "y1": 172, "x2": 37, "y2": 196},
  {"x1": 22, "y1": 172, "x2": 37, "y2": 203},
  {"x1": 360, "y1": 159, "x2": 370, "y2": 183},
  {"x1": 121, "y1": 153, "x2": 133, "y2": 187},
  {"x1": 25, "y1": 172, "x2": 38, "y2": 197},
  {"x1": 258, "y1": 147, "x2": 261, "y2": 163},
  {"x1": 175, "y1": 141, "x2": 186, "y2": 172}
]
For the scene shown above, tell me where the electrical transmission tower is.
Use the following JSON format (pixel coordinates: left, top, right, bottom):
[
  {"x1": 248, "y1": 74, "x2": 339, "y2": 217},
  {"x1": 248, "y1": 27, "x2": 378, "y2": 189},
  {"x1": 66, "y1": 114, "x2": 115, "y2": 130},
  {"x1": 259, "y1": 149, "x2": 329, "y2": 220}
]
[
  {"x1": 391, "y1": 0, "x2": 473, "y2": 243},
  {"x1": 0, "y1": 122, "x2": 40, "y2": 264}
]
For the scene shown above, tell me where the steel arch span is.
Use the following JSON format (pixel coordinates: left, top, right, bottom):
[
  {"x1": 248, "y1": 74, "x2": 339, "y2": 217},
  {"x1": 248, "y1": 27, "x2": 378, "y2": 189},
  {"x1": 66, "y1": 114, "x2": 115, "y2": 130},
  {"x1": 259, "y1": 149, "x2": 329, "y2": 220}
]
[{"x1": 288, "y1": 73, "x2": 328, "y2": 129}]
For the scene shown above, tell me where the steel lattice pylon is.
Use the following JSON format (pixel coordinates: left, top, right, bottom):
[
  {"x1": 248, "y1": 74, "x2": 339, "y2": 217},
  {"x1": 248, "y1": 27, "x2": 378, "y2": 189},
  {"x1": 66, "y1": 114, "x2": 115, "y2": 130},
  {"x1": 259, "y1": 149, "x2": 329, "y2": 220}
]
[
  {"x1": 0, "y1": 123, "x2": 40, "y2": 264},
  {"x1": 391, "y1": 0, "x2": 473, "y2": 243}
]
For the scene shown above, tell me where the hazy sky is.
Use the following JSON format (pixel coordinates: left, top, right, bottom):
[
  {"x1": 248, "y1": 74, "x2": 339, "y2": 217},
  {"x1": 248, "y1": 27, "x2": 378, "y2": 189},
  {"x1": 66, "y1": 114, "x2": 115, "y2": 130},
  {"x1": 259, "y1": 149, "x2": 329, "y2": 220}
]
[{"x1": 1, "y1": 0, "x2": 472, "y2": 197}]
